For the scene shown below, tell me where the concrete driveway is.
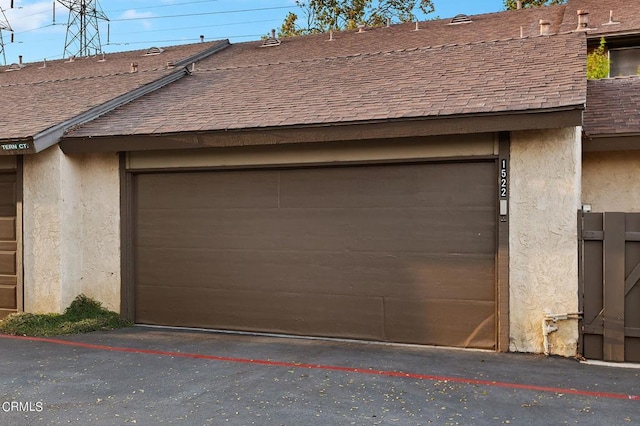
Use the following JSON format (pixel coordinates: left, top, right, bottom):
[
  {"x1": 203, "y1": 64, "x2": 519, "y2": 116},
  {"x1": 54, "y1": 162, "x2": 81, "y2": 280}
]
[{"x1": 0, "y1": 326, "x2": 638, "y2": 425}]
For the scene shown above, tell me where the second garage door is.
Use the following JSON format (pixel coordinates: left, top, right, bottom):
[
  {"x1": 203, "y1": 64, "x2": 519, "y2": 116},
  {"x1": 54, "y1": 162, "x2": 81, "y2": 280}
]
[{"x1": 133, "y1": 161, "x2": 497, "y2": 349}]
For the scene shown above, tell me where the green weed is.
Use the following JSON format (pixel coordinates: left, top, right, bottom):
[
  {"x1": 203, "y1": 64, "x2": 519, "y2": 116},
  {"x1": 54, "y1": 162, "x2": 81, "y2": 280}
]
[{"x1": 0, "y1": 294, "x2": 131, "y2": 336}]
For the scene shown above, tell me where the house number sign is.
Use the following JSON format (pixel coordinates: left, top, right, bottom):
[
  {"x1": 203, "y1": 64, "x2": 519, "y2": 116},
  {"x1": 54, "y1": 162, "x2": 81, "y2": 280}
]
[
  {"x1": 499, "y1": 159, "x2": 508, "y2": 220},
  {"x1": 500, "y1": 159, "x2": 508, "y2": 198}
]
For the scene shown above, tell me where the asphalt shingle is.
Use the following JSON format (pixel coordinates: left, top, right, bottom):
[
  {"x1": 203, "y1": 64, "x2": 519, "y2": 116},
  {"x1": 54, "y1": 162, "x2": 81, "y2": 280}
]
[
  {"x1": 584, "y1": 76, "x2": 640, "y2": 136},
  {"x1": 561, "y1": 0, "x2": 640, "y2": 37},
  {"x1": 0, "y1": 41, "x2": 228, "y2": 140},
  {"x1": 65, "y1": 31, "x2": 587, "y2": 138}
]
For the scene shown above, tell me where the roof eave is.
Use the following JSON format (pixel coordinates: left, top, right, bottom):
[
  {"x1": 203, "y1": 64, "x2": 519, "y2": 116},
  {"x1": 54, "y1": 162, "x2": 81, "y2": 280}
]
[
  {"x1": 60, "y1": 105, "x2": 585, "y2": 154},
  {"x1": 32, "y1": 67, "x2": 191, "y2": 154},
  {"x1": 0, "y1": 137, "x2": 37, "y2": 155},
  {"x1": 586, "y1": 29, "x2": 640, "y2": 40},
  {"x1": 583, "y1": 133, "x2": 640, "y2": 152},
  {"x1": 0, "y1": 40, "x2": 231, "y2": 156}
]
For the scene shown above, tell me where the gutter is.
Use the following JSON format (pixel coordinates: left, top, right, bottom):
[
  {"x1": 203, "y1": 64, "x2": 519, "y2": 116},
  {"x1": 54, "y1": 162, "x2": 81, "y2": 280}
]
[{"x1": 1, "y1": 40, "x2": 230, "y2": 156}]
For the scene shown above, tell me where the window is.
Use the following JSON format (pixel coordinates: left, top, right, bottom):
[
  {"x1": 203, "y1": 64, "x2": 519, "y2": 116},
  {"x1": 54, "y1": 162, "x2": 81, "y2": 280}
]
[{"x1": 609, "y1": 47, "x2": 640, "y2": 77}]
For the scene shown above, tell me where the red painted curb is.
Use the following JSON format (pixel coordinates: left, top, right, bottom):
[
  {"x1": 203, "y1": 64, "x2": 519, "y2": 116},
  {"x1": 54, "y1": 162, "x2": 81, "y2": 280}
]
[{"x1": 2, "y1": 333, "x2": 638, "y2": 401}]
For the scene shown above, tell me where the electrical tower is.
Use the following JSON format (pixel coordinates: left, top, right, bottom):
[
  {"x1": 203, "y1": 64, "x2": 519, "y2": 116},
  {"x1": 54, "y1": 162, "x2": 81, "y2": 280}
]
[
  {"x1": 0, "y1": 2, "x2": 13, "y2": 65},
  {"x1": 55, "y1": 0, "x2": 109, "y2": 58}
]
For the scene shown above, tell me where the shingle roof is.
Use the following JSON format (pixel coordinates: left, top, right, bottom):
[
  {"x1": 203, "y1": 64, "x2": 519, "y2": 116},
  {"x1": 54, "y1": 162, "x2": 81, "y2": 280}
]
[
  {"x1": 65, "y1": 31, "x2": 587, "y2": 139},
  {"x1": 0, "y1": 41, "x2": 228, "y2": 141},
  {"x1": 584, "y1": 76, "x2": 640, "y2": 136},
  {"x1": 208, "y1": 5, "x2": 567, "y2": 69},
  {"x1": 561, "y1": 0, "x2": 640, "y2": 37}
]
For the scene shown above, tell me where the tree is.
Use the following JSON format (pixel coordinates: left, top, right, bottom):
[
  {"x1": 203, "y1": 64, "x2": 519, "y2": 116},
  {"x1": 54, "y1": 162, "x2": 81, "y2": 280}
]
[
  {"x1": 279, "y1": 0, "x2": 434, "y2": 37},
  {"x1": 586, "y1": 38, "x2": 610, "y2": 79},
  {"x1": 504, "y1": 0, "x2": 566, "y2": 9}
]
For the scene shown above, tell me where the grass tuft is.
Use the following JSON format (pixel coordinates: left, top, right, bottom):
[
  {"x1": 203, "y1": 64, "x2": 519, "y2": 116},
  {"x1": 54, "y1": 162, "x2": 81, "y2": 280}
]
[{"x1": 0, "y1": 294, "x2": 131, "y2": 337}]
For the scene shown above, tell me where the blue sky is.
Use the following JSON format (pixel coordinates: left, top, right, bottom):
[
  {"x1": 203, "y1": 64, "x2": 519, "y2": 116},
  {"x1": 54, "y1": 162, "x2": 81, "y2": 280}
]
[{"x1": 1, "y1": 0, "x2": 507, "y2": 64}]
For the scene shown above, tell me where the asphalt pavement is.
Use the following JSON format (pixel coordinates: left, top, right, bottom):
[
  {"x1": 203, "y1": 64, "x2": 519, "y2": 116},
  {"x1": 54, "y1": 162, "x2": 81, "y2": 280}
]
[{"x1": 0, "y1": 326, "x2": 638, "y2": 425}]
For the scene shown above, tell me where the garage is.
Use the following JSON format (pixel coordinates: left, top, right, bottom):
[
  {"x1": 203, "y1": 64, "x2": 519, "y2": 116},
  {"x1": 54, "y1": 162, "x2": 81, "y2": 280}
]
[{"x1": 132, "y1": 160, "x2": 497, "y2": 349}]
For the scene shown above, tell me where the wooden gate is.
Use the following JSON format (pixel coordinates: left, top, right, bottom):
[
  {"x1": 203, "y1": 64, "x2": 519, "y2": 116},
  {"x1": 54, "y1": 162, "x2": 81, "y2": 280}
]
[{"x1": 579, "y1": 212, "x2": 640, "y2": 363}]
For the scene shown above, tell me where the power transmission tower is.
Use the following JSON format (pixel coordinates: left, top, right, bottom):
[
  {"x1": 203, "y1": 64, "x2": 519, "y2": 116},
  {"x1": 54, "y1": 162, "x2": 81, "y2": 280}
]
[
  {"x1": 0, "y1": 2, "x2": 13, "y2": 65},
  {"x1": 55, "y1": 0, "x2": 109, "y2": 58}
]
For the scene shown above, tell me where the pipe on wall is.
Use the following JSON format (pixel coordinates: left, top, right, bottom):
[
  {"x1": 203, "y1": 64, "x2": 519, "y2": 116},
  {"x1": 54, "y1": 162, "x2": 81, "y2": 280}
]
[{"x1": 542, "y1": 312, "x2": 583, "y2": 356}]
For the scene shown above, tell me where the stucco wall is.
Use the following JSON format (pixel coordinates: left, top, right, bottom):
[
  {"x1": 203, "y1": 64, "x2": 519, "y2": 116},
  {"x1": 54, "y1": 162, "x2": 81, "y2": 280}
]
[
  {"x1": 582, "y1": 150, "x2": 640, "y2": 212},
  {"x1": 23, "y1": 146, "x2": 63, "y2": 313},
  {"x1": 24, "y1": 146, "x2": 121, "y2": 313},
  {"x1": 509, "y1": 127, "x2": 581, "y2": 357}
]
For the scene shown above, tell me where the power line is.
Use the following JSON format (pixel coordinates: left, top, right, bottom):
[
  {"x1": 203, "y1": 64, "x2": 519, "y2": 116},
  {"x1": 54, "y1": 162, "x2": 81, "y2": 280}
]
[
  {"x1": 104, "y1": 0, "x2": 222, "y2": 14},
  {"x1": 13, "y1": 23, "x2": 56, "y2": 36},
  {"x1": 4, "y1": 2, "x2": 297, "y2": 61},
  {"x1": 106, "y1": 33, "x2": 264, "y2": 46},
  {"x1": 13, "y1": 17, "x2": 280, "y2": 38},
  {"x1": 115, "y1": 18, "x2": 281, "y2": 36},
  {"x1": 0, "y1": 3, "x2": 13, "y2": 65},
  {"x1": 7, "y1": 0, "x2": 219, "y2": 23},
  {"x1": 109, "y1": 6, "x2": 292, "y2": 22},
  {"x1": 6, "y1": 7, "x2": 51, "y2": 24}
]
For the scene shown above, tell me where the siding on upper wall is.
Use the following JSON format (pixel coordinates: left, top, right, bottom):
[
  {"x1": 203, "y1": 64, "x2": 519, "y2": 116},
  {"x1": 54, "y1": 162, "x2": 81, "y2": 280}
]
[
  {"x1": 582, "y1": 151, "x2": 640, "y2": 213},
  {"x1": 509, "y1": 127, "x2": 582, "y2": 357}
]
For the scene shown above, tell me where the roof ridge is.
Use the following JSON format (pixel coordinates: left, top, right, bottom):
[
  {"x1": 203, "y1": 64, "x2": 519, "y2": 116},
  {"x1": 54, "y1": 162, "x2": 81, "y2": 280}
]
[
  {"x1": 0, "y1": 67, "x2": 169, "y2": 88},
  {"x1": 197, "y1": 31, "x2": 583, "y2": 73}
]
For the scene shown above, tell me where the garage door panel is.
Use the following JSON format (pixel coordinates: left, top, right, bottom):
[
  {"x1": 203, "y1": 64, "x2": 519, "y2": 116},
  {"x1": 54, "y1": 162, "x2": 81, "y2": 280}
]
[
  {"x1": 137, "y1": 207, "x2": 495, "y2": 255},
  {"x1": 136, "y1": 248, "x2": 495, "y2": 301},
  {"x1": 0, "y1": 251, "x2": 16, "y2": 275},
  {"x1": 136, "y1": 286, "x2": 385, "y2": 340},
  {"x1": 0, "y1": 286, "x2": 16, "y2": 309},
  {"x1": 0, "y1": 218, "x2": 16, "y2": 240},
  {"x1": 385, "y1": 299, "x2": 496, "y2": 349},
  {"x1": 136, "y1": 171, "x2": 279, "y2": 210},
  {"x1": 133, "y1": 160, "x2": 497, "y2": 348},
  {"x1": 280, "y1": 163, "x2": 496, "y2": 209}
]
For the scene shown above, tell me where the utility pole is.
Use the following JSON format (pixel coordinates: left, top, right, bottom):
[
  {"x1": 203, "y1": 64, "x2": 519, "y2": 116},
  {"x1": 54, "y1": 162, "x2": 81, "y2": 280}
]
[
  {"x1": 54, "y1": 0, "x2": 109, "y2": 58},
  {"x1": 0, "y1": 1, "x2": 13, "y2": 65}
]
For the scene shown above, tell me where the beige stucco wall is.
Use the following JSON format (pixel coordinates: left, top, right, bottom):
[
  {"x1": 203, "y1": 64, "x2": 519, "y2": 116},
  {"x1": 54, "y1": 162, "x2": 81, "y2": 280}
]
[
  {"x1": 582, "y1": 150, "x2": 640, "y2": 212},
  {"x1": 23, "y1": 146, "x2": 121, "y2": 313},
  {"x1": 509, "y1": 127, "x2": 582, "y2": 357}
]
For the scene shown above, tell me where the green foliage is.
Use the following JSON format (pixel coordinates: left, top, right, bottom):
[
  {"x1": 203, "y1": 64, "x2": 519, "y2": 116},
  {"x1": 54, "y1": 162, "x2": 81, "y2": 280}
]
[
  {"x1": 279, "y1": 0, "x2": 434, "y2": 37},
  {"x1": 504, "y1": 0, "x2": 566, "y2": 9},
  {"x1": 0, "y1": 294, "x2": 131, "y2": 337},
  {"x1": 586, "y1": 38, "x2": 610, "y2": 80}
]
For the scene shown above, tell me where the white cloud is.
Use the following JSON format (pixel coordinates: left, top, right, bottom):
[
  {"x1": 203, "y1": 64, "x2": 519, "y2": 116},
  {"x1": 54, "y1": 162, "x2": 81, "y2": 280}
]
[
  {"x1": 118, "y1": 9, "x2": 156, "y2": 30},
  {"x1": 4, "y1": 1, "x2": 52, "y2": 33}
]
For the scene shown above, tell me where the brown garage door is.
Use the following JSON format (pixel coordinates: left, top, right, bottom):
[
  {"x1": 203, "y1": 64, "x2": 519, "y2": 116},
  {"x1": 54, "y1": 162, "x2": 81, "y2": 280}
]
[
  {"x1": 133, "y1": 161, "x2": 497, "y2": 348},
  {"x1": 0, "y1": 171, "x2": 18, "y2": 319}
]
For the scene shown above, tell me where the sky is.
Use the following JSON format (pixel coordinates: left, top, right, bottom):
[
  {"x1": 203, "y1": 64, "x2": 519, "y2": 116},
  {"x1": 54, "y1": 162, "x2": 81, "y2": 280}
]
[{"x1": 1, "y1": 0, "x2": 507, "y2": 64}]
